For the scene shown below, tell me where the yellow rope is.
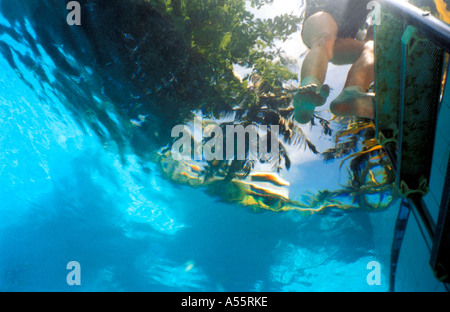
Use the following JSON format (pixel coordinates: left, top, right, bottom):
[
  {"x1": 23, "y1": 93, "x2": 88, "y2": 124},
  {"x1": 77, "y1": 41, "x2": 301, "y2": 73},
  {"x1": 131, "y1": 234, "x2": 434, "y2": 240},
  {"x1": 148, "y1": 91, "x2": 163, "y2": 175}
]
[{"x1": 435, "y1": 0, "x2": 450, "y2": 24}]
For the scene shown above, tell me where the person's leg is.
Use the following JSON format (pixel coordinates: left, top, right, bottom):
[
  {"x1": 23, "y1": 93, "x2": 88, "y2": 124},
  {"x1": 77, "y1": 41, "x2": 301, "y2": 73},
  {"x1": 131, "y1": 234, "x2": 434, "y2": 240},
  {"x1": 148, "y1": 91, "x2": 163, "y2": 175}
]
[
  {"x1": 330, "y1": 40, "x2": 376, "y2": 119},
  {"x1": 294, "y1": 12, "x2": 337, "y2": 124},
  {"x1": 300, "y1": 12, "x2": 338, "y2": 84},
  {"x1": 344, "y1": 40, "x2": 375, "y2": 90},
  {"x1": 331, "y1": 38, "x2": 366, "y2": 65}
]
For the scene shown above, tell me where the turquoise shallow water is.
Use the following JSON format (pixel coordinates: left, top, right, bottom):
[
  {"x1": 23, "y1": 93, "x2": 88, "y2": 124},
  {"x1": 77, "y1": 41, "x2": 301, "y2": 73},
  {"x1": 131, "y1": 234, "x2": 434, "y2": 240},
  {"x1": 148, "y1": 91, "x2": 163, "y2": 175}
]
[{"x1": 0, "y1": 0, "x2": 403, "y2": 292}]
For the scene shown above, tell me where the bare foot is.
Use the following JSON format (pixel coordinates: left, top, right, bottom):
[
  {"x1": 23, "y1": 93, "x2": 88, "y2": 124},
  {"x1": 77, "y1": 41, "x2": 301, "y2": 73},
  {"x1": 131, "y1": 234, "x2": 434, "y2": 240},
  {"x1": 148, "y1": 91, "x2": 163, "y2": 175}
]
[
  {"x1": 330, "y1": 86, "x2": 375, "y2": 119},
  {"x1": 293, "y1": 84, "x2": 330, "y2": 124}
]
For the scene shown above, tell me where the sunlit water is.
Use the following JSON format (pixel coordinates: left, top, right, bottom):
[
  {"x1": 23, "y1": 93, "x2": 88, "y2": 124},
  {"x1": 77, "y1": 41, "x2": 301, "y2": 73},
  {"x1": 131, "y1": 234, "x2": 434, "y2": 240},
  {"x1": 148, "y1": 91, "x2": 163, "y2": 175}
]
[{"x1": 0, "y1": 1, "x2": 399, "y2": 292}]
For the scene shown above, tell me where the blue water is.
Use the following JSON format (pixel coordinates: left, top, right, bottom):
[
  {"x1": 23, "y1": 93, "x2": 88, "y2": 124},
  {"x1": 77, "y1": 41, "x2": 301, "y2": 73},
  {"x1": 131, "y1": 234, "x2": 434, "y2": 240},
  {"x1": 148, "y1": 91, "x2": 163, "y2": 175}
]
[{"x1": 0, "y1": 1, "x2": 399, "y2": 292}]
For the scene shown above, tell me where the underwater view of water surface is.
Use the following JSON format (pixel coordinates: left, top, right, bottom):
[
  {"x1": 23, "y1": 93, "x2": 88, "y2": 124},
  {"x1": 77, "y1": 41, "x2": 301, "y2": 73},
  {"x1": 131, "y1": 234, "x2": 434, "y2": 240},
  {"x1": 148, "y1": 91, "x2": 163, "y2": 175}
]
[{"x1": 0, "y1": 0, "x2": 405, "y2": 292}]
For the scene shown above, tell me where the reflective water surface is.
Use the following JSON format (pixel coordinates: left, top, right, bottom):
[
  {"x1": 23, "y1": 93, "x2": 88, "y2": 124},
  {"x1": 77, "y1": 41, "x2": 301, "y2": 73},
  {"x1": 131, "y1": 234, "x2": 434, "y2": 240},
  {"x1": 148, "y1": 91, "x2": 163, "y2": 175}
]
[{"x1": 0, "y1": 0, "x2": 400, "y2": 291}]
